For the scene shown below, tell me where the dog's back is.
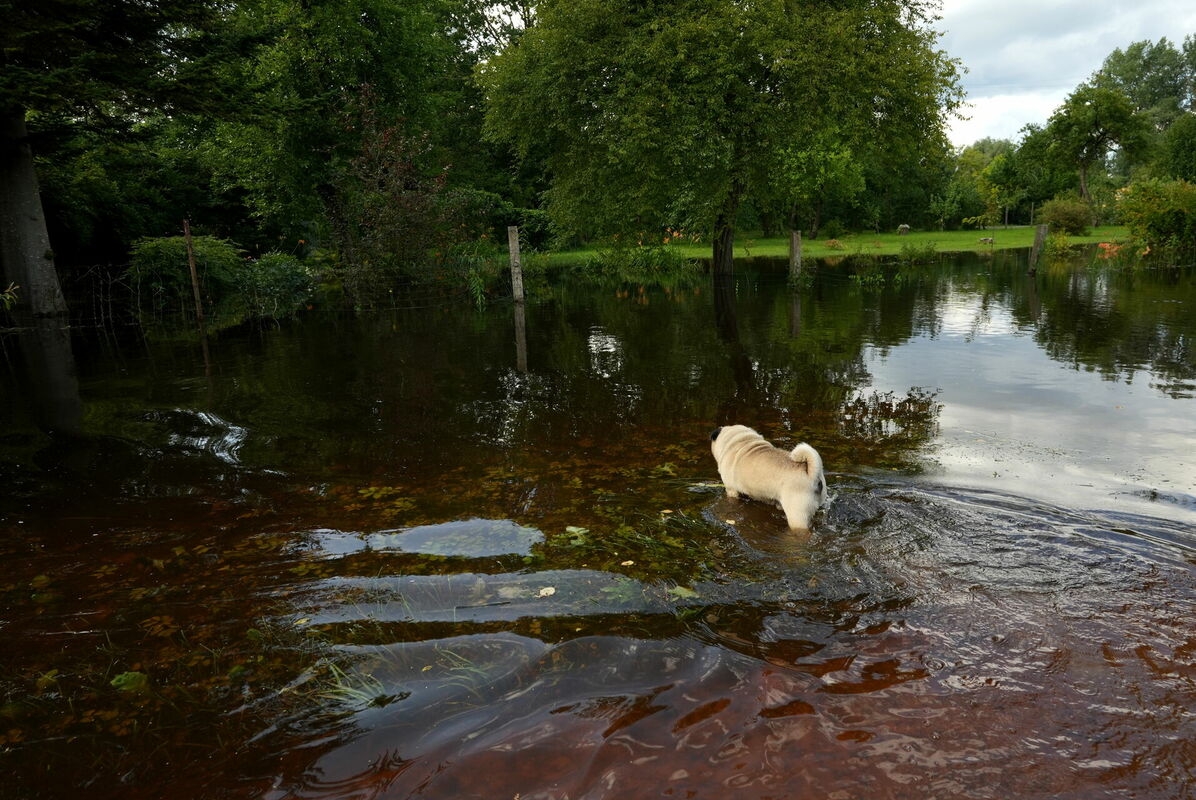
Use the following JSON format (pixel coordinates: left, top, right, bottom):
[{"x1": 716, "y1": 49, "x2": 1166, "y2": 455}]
[{"x1": 711, "y1": 426, "x2": 826, "y2": 528}]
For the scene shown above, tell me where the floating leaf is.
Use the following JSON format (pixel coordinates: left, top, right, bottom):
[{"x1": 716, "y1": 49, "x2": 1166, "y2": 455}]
[
  {"x1": 668, "y1": 586, "x2": 699, "y2": 599},
  {"x1": 35, "y1": 670, "x2": 60, "y2": 692},
  {"x1": 110, "y1": 671, "x2": 150, "y2": 694},
  {"x1": 537, "y1": 587, "x2": 556, "y2": 598}
]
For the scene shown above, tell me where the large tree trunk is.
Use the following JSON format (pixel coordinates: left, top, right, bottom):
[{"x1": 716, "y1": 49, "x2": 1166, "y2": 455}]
[
  {"x1": 1077, "y1": 163, "x2": 1091, "y2": 205},
  {"x1": 17, "y1": 314, "x2": 82, "y2": 436},
  {"x1": 712, "y1": 213, "x2": 736, "y2": 275},
  {"x1": 711, "y1": 189, "x2": 742, "y2": 275},
  {"x1": 1, "y1": 106, "x2": 68, "y2": 318}
]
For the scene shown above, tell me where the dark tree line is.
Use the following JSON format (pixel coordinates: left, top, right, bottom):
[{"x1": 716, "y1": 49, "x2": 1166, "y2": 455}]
[{"x1": 4, "y1": 1, "x2": 1194, "y2": 318}]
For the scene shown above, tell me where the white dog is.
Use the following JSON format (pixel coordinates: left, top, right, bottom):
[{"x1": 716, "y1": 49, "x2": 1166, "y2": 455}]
[{"x1": 710, "y1": 425, "x2": 827, "y2": 530}]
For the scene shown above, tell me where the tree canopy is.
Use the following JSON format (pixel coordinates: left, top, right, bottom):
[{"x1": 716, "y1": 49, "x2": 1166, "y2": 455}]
[
  {"x1": 1045, "y1": 84, "x2": 1149, "y2": 204},
  {"x1": 479, "y1": 0, "x2": 962, "y2": 271}
]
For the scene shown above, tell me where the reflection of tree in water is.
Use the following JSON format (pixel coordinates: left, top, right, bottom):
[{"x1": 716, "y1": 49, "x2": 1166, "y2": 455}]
[
  {"x1": 917, "y1": 251, "x2": 1195, "y2": 398},
  {"x1": 707, "y1": 263, "x2": 942, "y2": 471},
  {"x1": 1027, "y1": 264, "x2": 1196, "y2": 398},
  {"x1": 838, "y1": 389, "x2": 941, "y2": 471}
]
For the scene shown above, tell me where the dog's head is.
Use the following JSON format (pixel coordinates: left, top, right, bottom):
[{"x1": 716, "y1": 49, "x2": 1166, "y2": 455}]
[{"x1": 710, "y1": 424, "x2": 755, "y2": 462}]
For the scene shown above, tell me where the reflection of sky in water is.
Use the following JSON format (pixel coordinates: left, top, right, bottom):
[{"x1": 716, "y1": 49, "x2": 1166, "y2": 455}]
[
  {"x1": 587, "y1": 328, "x2": 624, "y2": 378},
  {"x1": 866, "y1": 292, "x2": 1196, "y2": 520},
  {"x1": 301, "y1": 519, "x2": 544, "y2": 559}
]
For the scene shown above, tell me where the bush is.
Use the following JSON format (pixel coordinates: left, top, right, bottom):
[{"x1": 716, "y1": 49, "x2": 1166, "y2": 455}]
[
  {"x1": 517, "y1": 208, "x2": 555, "y2": 251},
  {"x1": 1040, "y1": 195, "x2": 1093, "y2": 235},
  {"x1": 820, "y1": 219, "x2": 847, "y2": 239},
  {"x1": 584, "y1": 244, "x2": 701, "y2": 289},
  {"x1": 236, "y1": 253, "x2": 314, "y2": 318},
  {"x1": 128, "y1": 236, "x2": 315, "y2": 321},
  {"x1": 898, "y1": 240, "x2": 938, "y2": 264},
  {"x1": 128, "y1": 235, "x2": 244, "y2": 308},
  {"x1": 1116, "y1": 178, "x2": 1196, "y2": 247},
  {"x1": 1044, "y1": 232, "x2": 1072, "y2": 258}
]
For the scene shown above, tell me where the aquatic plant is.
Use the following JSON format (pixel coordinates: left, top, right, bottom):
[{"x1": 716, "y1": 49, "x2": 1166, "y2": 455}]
[{"x1": 898, "y1": 239, "x2": 938, "y2": 265}]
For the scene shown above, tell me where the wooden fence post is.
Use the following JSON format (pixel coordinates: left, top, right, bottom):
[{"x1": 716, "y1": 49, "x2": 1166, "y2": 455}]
[
  {"x1": 182, "y1": 219, "x2": 207, "y2": 329},
  {"x1": 1028, "y1": 224, "x2": 1048, "y2": 275},
  {"x1": 788, "y1": 229, "x2": 802, "y2": 279},
  {"x1": 507, "y1": 225, "x2": 525, "y2": 304},
  {"x1": 514, "y1": 302, "x2": 528, "y2": 374},
  {"x1": 182, "y1": 219, "x2": 212, "y2": 380}
]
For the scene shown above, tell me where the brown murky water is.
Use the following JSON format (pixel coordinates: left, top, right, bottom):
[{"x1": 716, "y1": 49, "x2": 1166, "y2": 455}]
[{"x1": 3, "y1": 251, "x2": 1196, "y2": 799}]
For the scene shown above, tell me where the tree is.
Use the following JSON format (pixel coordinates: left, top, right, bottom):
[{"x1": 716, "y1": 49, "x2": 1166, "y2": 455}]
[
  {"x1": 980, "y1": 152, "x2": 1025, "y2": 227},
  {"x1": 1006, "y1": 123, "x2": 1076, "y2": 216},
  {"x1": 770, "y1": 128, "x2": 865, "y2": 238},
  {"x1": 1185, "y1": 35, "x2": 1196, "y2": 110},
  {"x1": 1093, "y1": 38, "x2": 1187, "y2": 131},
  {"x1": 1160, "y1": 113, "x2": 1196, "y2": 181},
  {"x1": 1046, "y1": 85, "x2": 1149, "y2": 203},
  {"x1": 1, "y1": 0, "x2": 241, "y2": 317},
  {"x1": 479, "y1": 0, "x2": 962, "y2": 273},
  {"x1": 197, "y1": 0, "x2": 464, "y2": 242}
]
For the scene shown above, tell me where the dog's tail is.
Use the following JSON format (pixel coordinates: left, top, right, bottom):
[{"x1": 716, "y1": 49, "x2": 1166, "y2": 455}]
[{"x1": 789, "y1": 442, "x2": 822, "y2": 476}]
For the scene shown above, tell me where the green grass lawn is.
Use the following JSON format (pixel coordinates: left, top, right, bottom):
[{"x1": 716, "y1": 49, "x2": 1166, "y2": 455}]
[{"x1": 547, "y1": 225, "x2": 1130, "y2": 265}]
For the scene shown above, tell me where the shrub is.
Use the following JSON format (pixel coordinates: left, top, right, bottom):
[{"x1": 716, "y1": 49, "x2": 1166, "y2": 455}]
[
  {"x1": 1044, "y1": 232, "x2": 1072, "y2": 258},
  {"x1": 517, "y1": 208, "x2": 555, "y2": 251},
  {"x1": 236, "y1": 253, "x2": 314, "y2": 318},
  {"x1": 899, "y1": 240, "x2": 938, "y2": 264},
  {"x1": 1040, "y1": 195, "x2": 1093, "y2": 235},
  {"x1": 589, "y1": 243, "x2": 691, "y2": 274},
  {"x1": 1116, "y1": 178, "x2": 1196, "y2": 247},
  {"x1": 584, "y1": 244, "x2": 701, "y2": 289},
  {"x1": 129, "y1": 237, "x2": 315, "y2": 321},
  {"x1": 821, "y1": 219, "x2": 847, "y2": 239},
  {"x1": 128, "y1": 235, "x2": 244, "y2": 308}
]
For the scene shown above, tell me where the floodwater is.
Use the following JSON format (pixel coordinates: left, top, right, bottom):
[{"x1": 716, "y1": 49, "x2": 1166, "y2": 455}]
[{"x1": 2, "y1": 250, "x2": 1196, "y2": 799}]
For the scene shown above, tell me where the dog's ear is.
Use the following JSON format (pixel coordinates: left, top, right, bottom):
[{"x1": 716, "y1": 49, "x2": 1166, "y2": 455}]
[{"x1": 709, "y1": 427, "x2": 722, "y2": 441}]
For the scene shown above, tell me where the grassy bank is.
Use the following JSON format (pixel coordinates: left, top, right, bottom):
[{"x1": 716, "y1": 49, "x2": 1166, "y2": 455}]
[{"x1": 547, "y1": 226, "x2": 1130, "y2": 265}]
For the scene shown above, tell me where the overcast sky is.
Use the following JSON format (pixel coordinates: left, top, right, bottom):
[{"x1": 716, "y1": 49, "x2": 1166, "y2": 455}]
[{"x1": 936, "y1": 0, "x2": 1196, "y2": 149}]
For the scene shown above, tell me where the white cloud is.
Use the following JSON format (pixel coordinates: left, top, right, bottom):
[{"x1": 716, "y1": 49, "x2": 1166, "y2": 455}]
[
  {"x1": 946, "y1": 90, "x2": 1064, "y2": 146},
  {"x1": 936, "y1": 0, "x2": 1196, "y2": 147}
]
